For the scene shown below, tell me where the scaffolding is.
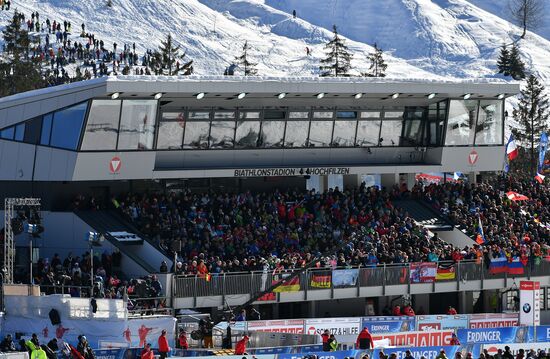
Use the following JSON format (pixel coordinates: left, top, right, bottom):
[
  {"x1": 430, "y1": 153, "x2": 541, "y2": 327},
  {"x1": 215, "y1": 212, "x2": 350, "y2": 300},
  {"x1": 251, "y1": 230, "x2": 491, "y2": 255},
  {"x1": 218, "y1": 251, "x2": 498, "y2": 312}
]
[{"x1": 3, "y1": 198, "x2": 41, "y2": 284}]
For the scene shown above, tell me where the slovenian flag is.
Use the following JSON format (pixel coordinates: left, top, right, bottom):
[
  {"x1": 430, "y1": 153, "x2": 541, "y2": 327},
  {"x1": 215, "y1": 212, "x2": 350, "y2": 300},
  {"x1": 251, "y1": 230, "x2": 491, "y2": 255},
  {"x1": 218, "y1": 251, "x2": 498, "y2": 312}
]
[
  {"x1": 489, "y1": 257, "x2": 508, "y2": 274},
  {"x1": 507, "y1": 258, "x2": 525, "y2": 275},
  {"x1": 475, "y1": 216, "x2": 486, "y2": 244},
  {"x1": 535, "y1": 173, "x2": 545, "y2": 184},
  {"x1": 506, "y1": 134, "x2": 518, "y2": 161}
]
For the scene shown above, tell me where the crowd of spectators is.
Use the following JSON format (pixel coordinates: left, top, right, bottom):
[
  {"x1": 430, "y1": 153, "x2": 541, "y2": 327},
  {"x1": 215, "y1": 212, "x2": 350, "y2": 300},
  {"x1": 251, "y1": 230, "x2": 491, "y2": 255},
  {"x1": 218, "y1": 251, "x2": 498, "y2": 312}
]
[
  {"x1": 113, "y1": 175, "x2": 550, "y2": 277},
  {"x1": 116, "y1": 184, "x2": 462, "y2": 276},
  {"x1": 417, "y1": 175, "x2": 550, "y2": 266}
]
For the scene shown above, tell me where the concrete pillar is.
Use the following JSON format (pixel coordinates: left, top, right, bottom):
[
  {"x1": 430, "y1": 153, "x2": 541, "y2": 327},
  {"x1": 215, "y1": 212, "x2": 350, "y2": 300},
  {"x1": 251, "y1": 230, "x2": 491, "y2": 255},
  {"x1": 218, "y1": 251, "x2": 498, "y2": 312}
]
[
  {"x1": 327, "y1": 174, "x2": 343, "y2": 191},
  {"x1": 308, "y1": 301, "x2": 317, "y2": 318},
  {"x1": 381, "y1": 173, "x2": 399, "y2": 190},
  {"x1": 413, "y1": 293, "x2": 430, "y2": 315},
  {"x1": 458, "y1": 291, "x2": 468, "y2": 314},
  {"x1": 467, "y1": 172, "x2": 477, "y2": 184},
  {"x1": 343, "y1": 174, "x2": 362, "y2": 189}
]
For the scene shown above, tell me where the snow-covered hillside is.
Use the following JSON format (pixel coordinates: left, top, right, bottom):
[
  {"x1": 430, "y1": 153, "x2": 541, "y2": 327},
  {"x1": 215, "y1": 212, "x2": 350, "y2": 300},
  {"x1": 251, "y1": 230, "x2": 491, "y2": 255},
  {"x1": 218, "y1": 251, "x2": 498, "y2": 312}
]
[{"x1": 1, "y1": 0, "x2": 550, "y2": 84}]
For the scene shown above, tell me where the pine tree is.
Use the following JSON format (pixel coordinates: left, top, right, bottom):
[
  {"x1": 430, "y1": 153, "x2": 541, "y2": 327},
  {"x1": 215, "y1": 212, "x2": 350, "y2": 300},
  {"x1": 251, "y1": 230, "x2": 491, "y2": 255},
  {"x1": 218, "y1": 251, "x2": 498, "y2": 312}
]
[
  {"x1": 512, "y1": 75, "x2": 550, "y2": 175},
  {"x1": 319, "y1": 25, "x2": 352, "y2": 77},
  {"x1": 234, "y1": 41, "x2": 258, "y2": 76},
  {"x1": 363, "y1": 43, "x2": 387, "y2": 77},
  {"x1": 0, "y1": 11, "x2": 43, "y2": 97},
  {"x1": 508, "y1": 43, "x2": 526, "y2": 80},
  {"x1": 154, "y1": 34, "x2": 193, "y2": 76},
  {"x1": 496, "y1": 44, "x2": 511, "y2": 77}
]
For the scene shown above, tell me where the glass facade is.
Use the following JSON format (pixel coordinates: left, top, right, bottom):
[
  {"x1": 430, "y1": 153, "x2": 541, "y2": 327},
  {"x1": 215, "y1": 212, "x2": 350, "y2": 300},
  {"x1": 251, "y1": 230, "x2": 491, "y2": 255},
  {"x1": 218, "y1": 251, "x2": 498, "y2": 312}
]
[
  {"x1": 118, "y1": 100, "x2": 157, "y2": 150},
  {"x1": 81, "y1": 100, "x2": 121, "y2": 150},
  {"x1": 0, "y1": 98, "x2": 505, "y2": 151},
  {"x1": 49, "y1": 102, "x2": 88, "y2": 150}
]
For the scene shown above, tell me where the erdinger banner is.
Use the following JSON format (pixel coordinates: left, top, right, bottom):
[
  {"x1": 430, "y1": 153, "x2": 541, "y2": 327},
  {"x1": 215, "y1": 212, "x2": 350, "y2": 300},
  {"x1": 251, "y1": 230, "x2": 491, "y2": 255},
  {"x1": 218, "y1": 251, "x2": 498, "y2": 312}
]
[
  {"x1": 457, "y1": 327, "x2": 534, "y2": 344},
  {"x1": 247, "y1": 320, "x2": 305, "y2": 334},
  {"x1": 536, "y1": 326, "x2": 550, "y2": 342},
  {"x1": 371, "y1": 330, "x2": 453, "y2": 347},
  {"x1": 468, "y1": 313, "x2": 518, "y2": 328},
  {"x1": 372, "y1": 346, "x2": 482, "y2": 359},
  {"x1": 361, "y1": 316, "x2": 415, "y2": 333},
  {"x1": 417, "y1": 315, "x2": 469, "y2": 331}
]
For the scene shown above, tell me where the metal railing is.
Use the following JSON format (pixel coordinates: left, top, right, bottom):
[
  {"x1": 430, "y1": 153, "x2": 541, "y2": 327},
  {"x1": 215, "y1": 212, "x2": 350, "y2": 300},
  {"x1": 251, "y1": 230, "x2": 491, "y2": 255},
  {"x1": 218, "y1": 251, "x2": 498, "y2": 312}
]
[{"x1": 173, "y1": 259, "x2": 550, "y2": 300}]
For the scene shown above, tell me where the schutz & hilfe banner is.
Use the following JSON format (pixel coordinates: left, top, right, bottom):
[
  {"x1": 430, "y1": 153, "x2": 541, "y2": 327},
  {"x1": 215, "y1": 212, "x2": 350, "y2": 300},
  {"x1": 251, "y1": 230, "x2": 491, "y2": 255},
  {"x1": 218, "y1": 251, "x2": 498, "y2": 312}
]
[
  {"x1": 417, "y1": 315, "x2": 469, "y2": 331},
  {"x1": 457, "y1": 327, "x2": 535, "y2": 344},
  {"x1": 371, "y1": 330, "x2": 453, "y2": 347},
  {"x1": 361, "y1": 316, "x2": 415, "y2": 333},
  {"x1": 304, "y1": 318, "x2": 360, "y2": 342}
]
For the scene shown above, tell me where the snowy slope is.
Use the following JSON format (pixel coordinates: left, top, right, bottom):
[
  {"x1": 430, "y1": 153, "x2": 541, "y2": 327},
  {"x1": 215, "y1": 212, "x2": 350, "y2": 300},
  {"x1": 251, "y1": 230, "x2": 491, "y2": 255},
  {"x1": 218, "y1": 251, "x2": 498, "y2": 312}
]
[{"x1": 0, "y1": 0, "x2": 440, "y2": 79}]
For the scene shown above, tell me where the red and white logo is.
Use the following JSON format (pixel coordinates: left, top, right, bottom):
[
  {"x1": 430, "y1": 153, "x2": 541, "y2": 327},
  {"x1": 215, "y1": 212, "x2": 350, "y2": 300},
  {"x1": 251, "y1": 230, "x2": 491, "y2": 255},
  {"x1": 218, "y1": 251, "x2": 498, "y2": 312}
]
[
  {"x1": 468, "y1": 150, "x2": 478, "y2": 165},
  {"x1": 109, "y1": 156, "x2": 122, "y2": 174}
]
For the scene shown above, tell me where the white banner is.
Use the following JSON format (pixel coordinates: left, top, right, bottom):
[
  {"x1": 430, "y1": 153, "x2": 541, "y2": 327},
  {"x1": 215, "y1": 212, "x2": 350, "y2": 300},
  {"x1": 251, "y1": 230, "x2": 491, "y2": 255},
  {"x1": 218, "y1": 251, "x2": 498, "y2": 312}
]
[
  {"x1": 109, "y1": 232, "x2": 142, "y2": 242},
  {"x1": 2, "y1": 315, "x2": 176, "y2": 349},
  {"x1": 305, "y1": 318, "x2": 360, "y2": 342},
  {"x1": 469, "y1": 313, "x2": 519, "y2": 328},
  {"x1": 247, "y1": 320, "x2": 304, "y2": 334},
  {"x1": 519, "y1": 280, "x2": 540, "y2": 326}
]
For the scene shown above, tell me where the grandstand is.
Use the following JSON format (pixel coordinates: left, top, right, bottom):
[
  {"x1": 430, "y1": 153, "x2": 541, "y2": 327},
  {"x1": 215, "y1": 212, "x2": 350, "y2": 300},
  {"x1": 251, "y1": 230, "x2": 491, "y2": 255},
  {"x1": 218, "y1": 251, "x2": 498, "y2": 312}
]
[{"x1": 3, "y1": 75, "x2": 549, "y2": 318}]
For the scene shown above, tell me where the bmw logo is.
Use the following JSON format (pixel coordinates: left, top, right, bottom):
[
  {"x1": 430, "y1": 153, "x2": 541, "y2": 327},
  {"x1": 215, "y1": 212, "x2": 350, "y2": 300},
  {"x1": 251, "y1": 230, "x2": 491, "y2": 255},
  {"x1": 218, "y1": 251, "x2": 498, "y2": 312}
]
[{"x1": 523, "y1": 303, "x2": 531, "y2": 313}]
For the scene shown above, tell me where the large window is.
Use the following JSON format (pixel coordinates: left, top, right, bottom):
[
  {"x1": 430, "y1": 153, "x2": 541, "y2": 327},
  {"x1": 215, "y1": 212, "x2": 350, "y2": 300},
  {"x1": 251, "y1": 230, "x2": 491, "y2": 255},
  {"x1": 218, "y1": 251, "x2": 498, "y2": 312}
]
[
  {"x1": 285, "y1": 121, "x2": 309, "y2": 147},
  {"x1": 24, "y1": 117, "x2": 42, "y2": 144},
  {"x1": 356, "y1": 119, "x2": 381, "y2": 147},
  {"x1": 260, "y1": 120, "x2": 285, "y2": 148},
  {"x1": 308, "y1": 120, "x2": 333, "y2": 147},
  {"x1": 117, "y1": 100, "x2": 157, "y2": 150},
  {"x1": 475, "y1": 100, "x2": 503, "y2": 145},
  {"x1": 40, "y1": 113, "x2": 53, "y2": 145},
  {"x1": 183, "y1": 121, "x2": 210, "y2": 149},
  {"x1": 157, "y1": 112, "x2": 185, "y2": 149},
  {"x1": 332, "y1": 120, "x2": 357, "y2": 147},
  {"x1": 50, "y1": 102, "x2": 88, "y2": 150},
  {"x1": 445, "y1": 100, "x2": 477, "y2": 146},
  {"x1": 379, "y1": 120, "x2": 402, "y2": 146},
  {"x1": 210, "y1": 121, "x2": 235, "y2": 148},
  {"x1": 81, "y1": 100, "x2": 121, "y2": 150},
  {"x1": 401, "y1": 108, "x2": 425, "y2": 146},
  {"x1": 235, "y1": 120, "x2": 260, "y2": 148},
  {"x1": 0, "y1": 127, "x2": 14, "y2": 140}
]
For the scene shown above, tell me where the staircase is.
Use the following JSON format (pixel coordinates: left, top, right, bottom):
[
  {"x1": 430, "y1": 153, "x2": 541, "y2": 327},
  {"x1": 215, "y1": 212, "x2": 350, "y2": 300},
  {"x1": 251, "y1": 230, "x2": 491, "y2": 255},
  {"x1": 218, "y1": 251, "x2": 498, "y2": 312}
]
[
  {"x1": 75, "y1": 210, "x2": 172, "y2": 275},
  {"x1": 395, "y1": 199, "x2": 453, "y2": 231}
]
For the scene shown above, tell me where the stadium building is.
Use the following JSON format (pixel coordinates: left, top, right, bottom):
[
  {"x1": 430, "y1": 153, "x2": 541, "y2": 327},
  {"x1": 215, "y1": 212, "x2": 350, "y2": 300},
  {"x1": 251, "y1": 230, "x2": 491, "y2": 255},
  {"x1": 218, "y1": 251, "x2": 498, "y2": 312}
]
[{"x1": 3, "y1": 75, "x2": 545, "y2": 319}]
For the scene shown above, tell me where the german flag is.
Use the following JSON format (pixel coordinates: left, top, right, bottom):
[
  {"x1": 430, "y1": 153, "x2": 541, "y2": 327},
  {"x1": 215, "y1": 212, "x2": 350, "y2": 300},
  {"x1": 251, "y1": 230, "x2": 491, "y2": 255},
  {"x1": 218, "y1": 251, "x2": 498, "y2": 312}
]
[
  {"x1": 272, "y1": 275, "x2": 300, "y2": 292},
  {"x1": 436, "y1": 263, "x2": 456, "y2": 280}
]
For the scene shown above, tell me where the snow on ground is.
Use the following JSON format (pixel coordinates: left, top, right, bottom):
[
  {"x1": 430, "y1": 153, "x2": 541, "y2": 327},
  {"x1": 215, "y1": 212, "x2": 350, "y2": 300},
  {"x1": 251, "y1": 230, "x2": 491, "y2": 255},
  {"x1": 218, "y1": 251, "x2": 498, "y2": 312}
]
[{"x1": 0, "y1": 0, "x2": 439, "y2": 79}]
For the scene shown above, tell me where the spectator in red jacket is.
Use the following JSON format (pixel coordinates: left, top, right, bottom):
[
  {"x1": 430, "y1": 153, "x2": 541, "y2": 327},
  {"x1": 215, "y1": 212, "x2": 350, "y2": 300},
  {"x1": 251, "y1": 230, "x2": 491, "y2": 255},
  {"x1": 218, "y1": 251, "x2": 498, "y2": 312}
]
[
  {"x1": 158, "y1": 330, "x2": 170, "y2": 359},
  {"x1": 402, "y1": 305, "x2": 415, "y2": 316},
  {"x1": 356, "y1": 328, "x2": 373, "y2": 349},
  {"x1": 447, "y1": 306, "x2": 458, "y2": 315},
  {"x1": 450, "y1": 333, "x2": 460, "y2": 346},
  {"x1": 178, "y1": 330, "x2": 188, "y2": 350},
  {"x1": 392, "y1": 305, "x2": 402, "y2": 316},
  {"x1": 321, "y1": 330, "x2": 331, "y2": 352},
  {"x1": 234, "y1": 335, "x2": 249, "y2": 355},
  {"x1": 141, "y1": 343, "x2": 154, "y2": 359}
]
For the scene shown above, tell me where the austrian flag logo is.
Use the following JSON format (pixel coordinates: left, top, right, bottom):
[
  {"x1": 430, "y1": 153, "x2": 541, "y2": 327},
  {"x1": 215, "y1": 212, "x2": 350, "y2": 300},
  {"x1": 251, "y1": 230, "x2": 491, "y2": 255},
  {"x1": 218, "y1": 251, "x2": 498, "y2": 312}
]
[{"x1": 109, "y1": 156, "x2": 122, "y2": 174}]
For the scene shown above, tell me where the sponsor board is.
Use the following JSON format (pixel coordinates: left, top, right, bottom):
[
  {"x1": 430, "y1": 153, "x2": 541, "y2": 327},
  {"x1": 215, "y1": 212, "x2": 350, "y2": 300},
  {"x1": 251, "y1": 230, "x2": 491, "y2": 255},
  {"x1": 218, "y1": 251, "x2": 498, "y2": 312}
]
[
  {"x1": 361, "y1": 316, "x2": 415, "y2": 333},
  {"x1": 536, "y1": 325, "x2": 550, "y2": 342},
  {"x1": 457, "y1": 327, "x2": 534, "y2": 344},
  {"x1": 247, "y1": 320, "x2": 305, "y2": 334},
  {"x1": 372, "y1": 345, "x2": 481, "y2": 359},
  {"x1": 278, "y1": 350, "x2": 366, "y2": 359},
  {"x1": 371, "y1": 330, "x2": 453, "y2": 347},
  {"x1": 483, "y1": 343, "x2": 550, "y2": 356},
  {"x1": 469, "y1": 313, "x2": 518, "y2": 328},
  {"x1": 417, "y1": 315, "x2": 469, "y2": 331},
  {"x1": 305, "y1": 318, "x2": 361, "y2": 342}
]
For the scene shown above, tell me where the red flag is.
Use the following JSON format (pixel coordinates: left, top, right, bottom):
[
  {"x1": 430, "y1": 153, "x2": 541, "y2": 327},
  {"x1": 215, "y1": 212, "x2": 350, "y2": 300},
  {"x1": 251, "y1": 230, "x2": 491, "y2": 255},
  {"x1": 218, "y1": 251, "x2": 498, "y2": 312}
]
[
  {"x1": 506, "y1": 191, "x2": 529, "y2": 201},
  {"x1": 535, "y1": 173, "x2": 545, "y2": 184}
]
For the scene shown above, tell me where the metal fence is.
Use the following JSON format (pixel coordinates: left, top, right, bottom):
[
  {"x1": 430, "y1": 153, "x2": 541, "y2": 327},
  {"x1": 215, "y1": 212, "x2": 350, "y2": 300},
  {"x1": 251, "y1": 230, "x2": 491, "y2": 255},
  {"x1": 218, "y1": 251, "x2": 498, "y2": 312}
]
[{"x1": 173, "y1": 259, "x2": 550, "y2": 299}]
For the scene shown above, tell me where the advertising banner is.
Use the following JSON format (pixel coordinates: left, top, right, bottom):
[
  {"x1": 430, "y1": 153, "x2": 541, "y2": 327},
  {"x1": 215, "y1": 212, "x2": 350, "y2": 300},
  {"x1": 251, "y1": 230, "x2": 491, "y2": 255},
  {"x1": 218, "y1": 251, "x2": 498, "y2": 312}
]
[
  {"x1": 371, "y1": 330, "x2": 453, "y2": 347},
  {"x1": 468, "y1": 313, "x2": 518, "y2": 328},
  {"x1": 372, "y1": 345, "x2": 482, "y2": 359},
  {"x1": 457, "y1": 327, "x2": 534, "y2": 344},
  {"x1": 361, "y1": 316, "x2": 415, "y2": 333},
  {"x1": 519, "y1": 281, "x2": 541, "y2": 326},
  {"x1": 410, "y1": 262, "x2": 436, "y2": 283},
  {"x1": 247, "y1": 320, "x2": 305, "y2": 334},
  {"x1": 332, "y1": 269, "x2": 359, "y2": 287},
  {"x1": 310, "y1": 273, "x2": 332, "y2": 288},
  {"x1": 305, "y1": 318, "x2": 361, "y2": 342},
  {"x1": 278, "y1": 350, "x2": 365, "y2": 359},
  {"x1": 417, "y1": 315, "x2": 469, "y2": 331},
  {"x1": 536, "y1": 326, "x2": 550, "y2": 342}
]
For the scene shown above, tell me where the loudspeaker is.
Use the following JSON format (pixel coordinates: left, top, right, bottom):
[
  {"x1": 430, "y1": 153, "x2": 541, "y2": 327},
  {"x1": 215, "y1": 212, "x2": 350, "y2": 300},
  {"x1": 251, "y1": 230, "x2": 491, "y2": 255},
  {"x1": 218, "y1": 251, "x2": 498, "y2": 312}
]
[{"x1": 49, "y1": 309, "x2": 61, "y2": 325}]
